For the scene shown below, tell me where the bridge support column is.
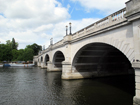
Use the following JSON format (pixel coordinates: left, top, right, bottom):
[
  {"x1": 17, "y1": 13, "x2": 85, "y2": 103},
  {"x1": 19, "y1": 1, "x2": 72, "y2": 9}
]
[
  {"x1": 61, "y1": 62, "x2": 73, "y2": 79},
  {"x1": 47, "y1": 61, "x2": 62, "y2": 72},
  {"x1": 38, "y1": 62, "x2": 41, "y2": 67},
  {"x1": 62, "y1": 62, "x2": 94, "y2": 79},
  {"x1": 133, "y1": 63, "x2": 140, "y2": 105},
  {"x1": 41, "y1": 62, "x2": 47, "y2": 69}
]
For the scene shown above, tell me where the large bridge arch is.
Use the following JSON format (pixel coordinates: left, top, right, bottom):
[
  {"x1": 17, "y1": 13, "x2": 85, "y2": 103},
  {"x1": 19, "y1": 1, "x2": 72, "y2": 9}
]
[
  {"x1": 72, "y1": 42, "x2": 134, "y2": 77},
  {"x1": 71, "y1": 38, "x2": 134, "y2": 64}
]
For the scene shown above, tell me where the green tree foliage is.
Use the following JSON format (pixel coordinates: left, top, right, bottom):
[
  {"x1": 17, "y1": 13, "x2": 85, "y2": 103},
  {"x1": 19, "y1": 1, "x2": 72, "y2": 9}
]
[
  {"x1": 11, "y1": 38, "x2": 18, "y2": 50},
  {"x1": 17, "y1": 49, "x2": 24, "y2": 61},
  {"x1": 0, "y1": 44, "x2": 12, "y2": 61},
  {"x1": 23, "y1": 48, "x2": 34, "y2": 61},
  {"x1": 12, "y1": 49, "x2": 19, "y2": 61},
  {"x1": 6, "y1": 40, "x2": 12, "y2": 47},
  {"x1": 0, "y1": 39, "x2": 41, "y2": 62},
  {"x1": 26, "y1": 43, "x2": 42, "y2": 55}
]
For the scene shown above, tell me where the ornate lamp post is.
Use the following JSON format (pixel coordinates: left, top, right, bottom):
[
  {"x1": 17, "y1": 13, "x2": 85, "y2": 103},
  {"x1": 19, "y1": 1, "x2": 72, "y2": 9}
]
[
  {"x1": 66, "y1": 25, "x2": 68, "y2": 35},
  {"x1": 50, "y1": 38, "x2": 53, "y2": 45},
  {"x1": 69, "y1": 22, "x2": 72, "y2": 35}
]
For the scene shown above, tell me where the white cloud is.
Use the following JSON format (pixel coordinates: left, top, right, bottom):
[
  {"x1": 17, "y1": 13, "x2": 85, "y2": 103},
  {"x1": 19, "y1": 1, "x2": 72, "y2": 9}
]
[
  {"x1": 71, "y1": 0, "x2": 128, "y2": 14},
  {"x1": 33, "y1": 24, "x2": 54, "y2": 33},
  {"x1": 0, "y1": 0, "x2": 128, "y2": 50},
  {"x1": 44, "y1": 18, "x2": 100, "y2": 47},
  {"x1": 0, "y1": 0, "x2": 70, "y2": 49}
]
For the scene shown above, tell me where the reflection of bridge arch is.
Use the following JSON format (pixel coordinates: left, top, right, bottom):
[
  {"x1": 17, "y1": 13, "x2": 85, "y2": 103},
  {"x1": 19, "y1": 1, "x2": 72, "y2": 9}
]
[
  {"x1": 72, "y1": 43, "x2": 134, "y2": 76},
  {"x1": 53, "y1": 51, "x2": 65, "y2": 68}
]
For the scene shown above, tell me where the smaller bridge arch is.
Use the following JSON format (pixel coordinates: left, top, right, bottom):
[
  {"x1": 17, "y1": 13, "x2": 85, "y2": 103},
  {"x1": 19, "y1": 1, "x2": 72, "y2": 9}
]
[
  {"x1": 53, "y1": 51, "x2": 65, "y2": 69},
  {"x1": 41, "y1": 56, "x2": 43, "y2": 62},
  {"x1": 44, "y1": 54, "x2": 50, "y2": 66}
]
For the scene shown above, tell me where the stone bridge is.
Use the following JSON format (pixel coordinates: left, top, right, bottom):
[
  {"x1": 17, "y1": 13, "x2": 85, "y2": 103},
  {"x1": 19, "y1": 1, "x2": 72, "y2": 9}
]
[{"x1": 34, "y1": 0, "x2": 140, "y2": 104}]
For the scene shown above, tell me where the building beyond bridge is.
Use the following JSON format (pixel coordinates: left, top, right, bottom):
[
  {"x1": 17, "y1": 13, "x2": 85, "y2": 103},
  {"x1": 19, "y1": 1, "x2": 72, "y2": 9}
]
[{"x1": 34, "y1": 0, "x2": 140, "y2": 104}]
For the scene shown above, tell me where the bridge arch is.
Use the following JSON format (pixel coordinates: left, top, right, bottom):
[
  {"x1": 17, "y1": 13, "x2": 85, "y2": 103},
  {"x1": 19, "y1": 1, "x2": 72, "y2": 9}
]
[
  {"x1": 53, "y1": 51, "x2": 65, "y2": 68},
  {"x1": 40, "y1": 56, "x2": 43, "y2": 62},
  {"x1": 72, "y1": 42, "x2": 134, "y2": 76},
  {"x1": 44, "y1": 54, "x2": 50, "y2": 66},
  {"x1": 72, "y1": 38, "x2": 134, "y2": 63}
]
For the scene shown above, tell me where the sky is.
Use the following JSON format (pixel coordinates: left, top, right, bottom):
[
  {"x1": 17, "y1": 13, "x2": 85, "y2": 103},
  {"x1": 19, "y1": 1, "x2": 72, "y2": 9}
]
[{"x1": 0, "y1": 0, "x2": 128, "y2": 49}]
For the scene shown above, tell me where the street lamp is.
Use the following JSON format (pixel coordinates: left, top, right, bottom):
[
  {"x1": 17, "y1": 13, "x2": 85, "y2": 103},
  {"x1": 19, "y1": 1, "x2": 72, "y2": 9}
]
[
  {"x1": 69, "y1": 22, "x2": 72, "y2": 35},
  {"x1": 66, "y1": 25, "x2": 68, "y2": 35}
]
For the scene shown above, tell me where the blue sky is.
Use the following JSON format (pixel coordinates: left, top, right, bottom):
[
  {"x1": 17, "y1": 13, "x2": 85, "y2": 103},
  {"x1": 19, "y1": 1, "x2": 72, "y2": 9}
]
[
  {"x1": 59, "y1": 0, "x2": 105, "y2": 20},
  {"x1": 0, "y1": 0, "x2": 128, "y2": 49}
]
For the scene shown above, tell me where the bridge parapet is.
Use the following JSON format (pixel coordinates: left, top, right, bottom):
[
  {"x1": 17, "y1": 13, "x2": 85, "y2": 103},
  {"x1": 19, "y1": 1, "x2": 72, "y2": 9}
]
[
  {"x1": 64, "y1": 35, "x2": 72, "y2": 44},
  {"x1": 72, "y1": 8, "x2": 126, "y2": 40},
  {"x1": 52, "y1": 39, "x2": 64, "y2": 49},
  {"x1": 33, "y1": 56, "x2": 38, "y2": 60}
]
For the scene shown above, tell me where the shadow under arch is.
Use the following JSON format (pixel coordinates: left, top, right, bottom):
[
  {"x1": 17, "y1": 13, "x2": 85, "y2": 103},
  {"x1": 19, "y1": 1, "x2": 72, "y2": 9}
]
[
  {"x1": 72, "y1": 42, "x2": 134, "y2": 76},
  {"x1": 53, "y1": 51, "x2": 65, "y2": 68},
  {"x1": 44, "y1": 54, "x2": 50, "y2": 66}
]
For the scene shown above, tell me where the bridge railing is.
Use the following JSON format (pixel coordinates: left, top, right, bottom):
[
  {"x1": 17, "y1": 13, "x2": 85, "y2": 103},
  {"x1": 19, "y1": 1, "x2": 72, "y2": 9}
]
[
  {"x1": 38, "y1": 8, "x2": 127, "y2": 56},
  {"x1": 112, "y1": 8, "x2": 126, "y2": 21},
  {"x1": 52, "y1": 39, "x2": 64, "y2": 49},
  {"x1": 72, "y1": 8, "x2": 126, "y2": 40}
]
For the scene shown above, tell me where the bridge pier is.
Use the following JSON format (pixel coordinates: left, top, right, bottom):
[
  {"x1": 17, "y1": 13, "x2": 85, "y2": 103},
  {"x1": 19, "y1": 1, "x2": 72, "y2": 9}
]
[
  {"x1": 38, "y1": 62, "x2": 41, "y2": 67},
  {"x1": 62, "y1": 62, "x2": 97, "y2": 79},
  {"x1": 61, "y1": 62, "x2": 72, "y2": 79},
  {"x1": 133, "y1": 63, "x2": 140, "y2": 105},
  {"x1": 47, "y1": 61, "x2": 62, "y2": 72},
  {"x1": 41, "y1": 62, "x2": 47, "y2": 69}
]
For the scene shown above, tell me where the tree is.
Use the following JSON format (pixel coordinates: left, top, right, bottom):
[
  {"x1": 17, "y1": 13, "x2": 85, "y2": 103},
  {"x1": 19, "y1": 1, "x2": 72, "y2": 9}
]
[
  {"x1": 17, "y1": 49, "x2": 24, "y2": 61},
  {"x1": 0, "y1": 44, "x2": 12, "y2": 61},
  {"x1": 6, "y1": 40, "x2": 12, "y2": 48},
  {"x1": 0, "y1": 39, "x2": 40, "y2": 62},
  {"x1": 11, "y1": 38, "x2": 18, "y2": 50},
  {"x1": 23, "y1": 48, "x2": 34, "y2": 61},
  {"x1": 12, "y1": 49, "x2": 19, "y2": 61},
  {"x1": 26, "y1": 43, "x2": 42, "y2": 55}
]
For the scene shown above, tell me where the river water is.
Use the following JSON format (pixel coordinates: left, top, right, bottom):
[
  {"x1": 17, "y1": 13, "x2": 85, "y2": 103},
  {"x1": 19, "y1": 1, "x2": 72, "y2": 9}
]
[{"x1": 0, "y1": 67, "x2": 135, "y2": 105}]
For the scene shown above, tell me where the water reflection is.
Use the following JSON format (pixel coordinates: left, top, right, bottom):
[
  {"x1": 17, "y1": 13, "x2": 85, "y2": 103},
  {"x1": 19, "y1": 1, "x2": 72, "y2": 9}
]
[{"x1": 0, "y1": 67, "x2": 134, "y2": 105}]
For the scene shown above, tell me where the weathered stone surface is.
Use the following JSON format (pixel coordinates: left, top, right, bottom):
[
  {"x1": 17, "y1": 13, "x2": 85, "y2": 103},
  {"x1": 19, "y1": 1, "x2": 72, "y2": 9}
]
[{"x1": 133, "y1": 96, "x2": 140, "y2": 105}]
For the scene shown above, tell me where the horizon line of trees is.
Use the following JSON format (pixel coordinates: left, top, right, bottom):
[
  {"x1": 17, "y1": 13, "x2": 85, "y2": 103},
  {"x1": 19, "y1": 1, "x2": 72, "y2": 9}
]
[{"x1": 0, "y1": 38, "x2": 42, "y2": 62}]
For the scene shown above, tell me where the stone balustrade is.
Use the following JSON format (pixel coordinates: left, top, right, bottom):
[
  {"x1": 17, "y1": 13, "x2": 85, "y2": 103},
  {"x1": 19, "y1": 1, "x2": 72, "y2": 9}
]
[
  {"x1": 52, "y1": 39, "x2": 64, "y2": 49},
  {"x1": 39, "y1": 8, "x2": 127, "y2": 56},
  {"x1": 72, "y1": 8, "x2": 126, "y2": 40}
]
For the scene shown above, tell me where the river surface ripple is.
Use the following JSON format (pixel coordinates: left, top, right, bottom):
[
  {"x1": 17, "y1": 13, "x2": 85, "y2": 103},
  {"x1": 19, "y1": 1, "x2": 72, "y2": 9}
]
[{"x1": 0, "y1": 67, "x2": 135, "y2": 105}]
